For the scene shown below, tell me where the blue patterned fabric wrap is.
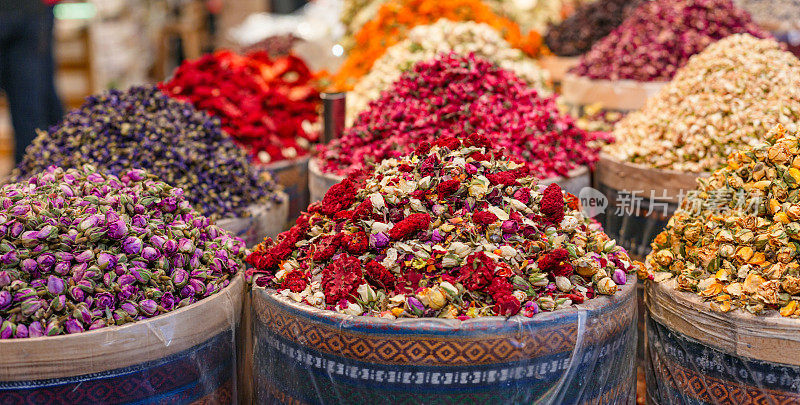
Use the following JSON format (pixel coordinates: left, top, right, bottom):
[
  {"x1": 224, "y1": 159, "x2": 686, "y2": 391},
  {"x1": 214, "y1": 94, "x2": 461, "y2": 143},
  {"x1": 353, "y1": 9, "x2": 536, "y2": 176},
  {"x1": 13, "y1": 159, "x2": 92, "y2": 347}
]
[
  {"x1": 646, "y1": 315, "x2": 800, "y2": 404},
  {"x1": 0, "y1": 330, "x2": 236, "y2": 405},
  {"x1": 252, "y1": 280, "x2": 637, "y2": 404}
]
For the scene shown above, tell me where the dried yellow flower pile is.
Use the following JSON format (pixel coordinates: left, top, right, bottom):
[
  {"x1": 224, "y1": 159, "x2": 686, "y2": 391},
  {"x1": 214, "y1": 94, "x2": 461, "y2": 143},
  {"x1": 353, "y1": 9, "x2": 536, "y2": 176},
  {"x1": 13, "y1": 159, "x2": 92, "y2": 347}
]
[
  {"x1": 647, "y1": 125, "x2": 800, "y2": 317},
  {"x1": 608, "y1": 34, "x2": 800, "y2": 172}
]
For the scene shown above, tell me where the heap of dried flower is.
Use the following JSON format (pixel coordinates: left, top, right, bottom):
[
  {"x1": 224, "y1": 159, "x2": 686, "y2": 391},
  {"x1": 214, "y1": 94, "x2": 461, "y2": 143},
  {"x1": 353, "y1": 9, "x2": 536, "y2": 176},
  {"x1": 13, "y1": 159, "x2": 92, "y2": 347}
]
[
  {"x1": 12, "y1": 86, "x2": 282, "y2": 220},
  {"x1": 646, "y1": 125, "x2": 800, "y2": 317},
  {"x1": 346, "y1": 19, "x2": 551, "y2": 124},
  {"x1": 0, "y1": 165, "x2": 245, "y2": 338},
  {"x1": 249, "y1": 134, "x2": 639, "y2": 318},
  {"x1": 160, "y1": 50, "x2": 319, "y2": 164},
  {"x1": 734, "y1": 0, "x2": 800, "y2": 31},
  {"x1": 570, "y1": 0, "x2": 768, "y2": 81},
  {"x1": 319, "y1": 53, "x2": 604, "y2": 179},
  {"x1": 609, "y1": 35, "x2": 800, "y2": 172},
  {"x1": 330, "y1": 0, "x2": 544, "y2": 91},
  {"x1": 545, "y1": 0, "x2": 640, "y2": 57}
]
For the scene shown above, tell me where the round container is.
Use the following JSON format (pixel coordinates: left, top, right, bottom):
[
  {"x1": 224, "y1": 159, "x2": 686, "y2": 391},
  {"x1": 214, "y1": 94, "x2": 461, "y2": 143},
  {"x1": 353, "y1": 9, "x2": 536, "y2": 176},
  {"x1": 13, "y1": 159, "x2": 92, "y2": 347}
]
[
  {"x1": 561, "y1": 73, "x2": 666, "y2": 113},
  {"x1": 310, "y1": 158, "x2": 591, "y2": 203},
  {"x1": 539, "y1": 55, "x2": 580, "y2": 86},
  {"x1": 260, "y1": 156, "x2": 310, "y2": 225},
  {"x1": 216, "y1": 192, "x2": 289, "y2": 247},
  {"x1": 251, "y1": 279, "x2": 637, "y2": 404},
  {"x1": 0, "y1": 274, "x2": 244, "y2": 404},
  {"x1": 645, "y1": 278, "x2": 800, "y2": 404}
]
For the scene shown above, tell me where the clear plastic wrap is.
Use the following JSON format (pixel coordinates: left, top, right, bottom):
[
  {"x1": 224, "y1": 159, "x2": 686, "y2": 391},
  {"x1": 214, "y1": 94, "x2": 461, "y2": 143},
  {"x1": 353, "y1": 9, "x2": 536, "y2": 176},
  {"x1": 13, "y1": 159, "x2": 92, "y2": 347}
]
[
  {"x1": 251, "y1": 278, "x2": 637, "y2": 404},
  {"x1": 0, "y1": 274, "x2": 244, "y2": 404},
  {"x1": 216, "y1": 194, "x2": 289, "y2": 248},
  {"x1": 645, "y1": 279, "x2": 800, "y2": 404}
]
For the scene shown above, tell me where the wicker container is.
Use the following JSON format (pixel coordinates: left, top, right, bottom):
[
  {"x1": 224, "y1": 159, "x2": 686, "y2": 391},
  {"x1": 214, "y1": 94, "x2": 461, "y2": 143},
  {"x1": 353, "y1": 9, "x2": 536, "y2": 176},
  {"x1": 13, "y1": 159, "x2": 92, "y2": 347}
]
[
  {"x1": 0, "y1": 274, "x2": 244, "y2": 404},
  {"x1": 216, "y1": 192, "x2": 289, "y2": 247},
  {"x1": 561, "y1": 74, "x2": 666, "y2": 113},
  {"x1": 310, "y1": 158, "x2": 591, "y2": 203},
  {"x1": 645, "y1": 278, "x2": 800, "y2": 404},
  {"x1": 259, "y1": 156, "x2": 310, "y2": 225},
  {"x1": 251, "y1": 279, "x2": 637, "y2": 404}
]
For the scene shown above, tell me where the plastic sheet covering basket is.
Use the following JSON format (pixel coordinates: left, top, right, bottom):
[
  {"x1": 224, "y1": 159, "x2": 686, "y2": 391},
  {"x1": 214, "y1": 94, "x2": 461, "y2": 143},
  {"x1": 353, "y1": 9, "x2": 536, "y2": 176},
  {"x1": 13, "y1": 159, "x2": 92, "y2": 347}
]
[
  {"x1": 646, "y1": 278, "x2": 800, "y2": 404},
  {"x1": 251, "y1": 278, "x2": 637, "y2": 404},
  {"x1": 216, "y1": 194, "x2": 290, "y2": 248},
  {"x1": 0, "y1": 274, "x2": 244, "y2": 404}
]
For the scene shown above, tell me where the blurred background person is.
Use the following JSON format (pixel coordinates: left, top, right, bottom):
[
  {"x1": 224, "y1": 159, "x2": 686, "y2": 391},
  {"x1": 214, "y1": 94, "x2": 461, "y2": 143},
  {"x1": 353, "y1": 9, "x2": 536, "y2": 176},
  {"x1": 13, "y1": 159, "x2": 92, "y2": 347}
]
[{"x1": 0, "y1": 0, "x2": 64, "y2": 163}]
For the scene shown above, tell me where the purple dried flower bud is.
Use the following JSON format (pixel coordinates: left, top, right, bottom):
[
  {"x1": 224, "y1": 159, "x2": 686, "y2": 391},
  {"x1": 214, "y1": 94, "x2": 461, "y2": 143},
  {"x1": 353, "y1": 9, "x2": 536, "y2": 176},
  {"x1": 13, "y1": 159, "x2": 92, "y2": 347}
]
[
  {"x1": 28, "y1": 321, "x2": 44, "y2": 338},
  {"x1": 431, "y1": 229, "x2": 445, "y2": 243},
  {"x1": 19, "y1": 230, "x2": 38, "y2": 245},
  {"x1": 0, "y1": 291, "x2": 11, "y2": 309},
  {"x1": 47, "y1": 275, "x2": 66, "y2": 295},
  {"x1": 1, "y1": 251, "x2": 18, "y2": 266},
  {"x1": 180, "y1": 284, "x2": 196, "y2": 298},
  {"x1": 54, "y1": 251, "x2": 73, "y2": 262},
  {"x1": 160, "y1": 292, "x2": 177, "y2": 311},
  {"x1": 96, "y1": 252, "x2": 117, "y2": 270},
  {"x1": 8, "y1": 222, "x2": 23, "y2": 238},
  {"x1": 123, "y1": 236, "x2": 143, "y2": 255},
  {"x1": 21, "y1": 299, "x2": 43, "y2": 316},
  {"x1": 78, "y1": 215, "x2": 101, "y2": 231},
  {"x1": 118, "y1": 284, "x2": 137, "y2": 301},
  {"x1": 106, "y1": 219, "x2": 128, "y2": 239},
  {"x1": 131, "y1": 214, "x2": 147, "y2": 228},
  {"x1": 178, "y1": 238, "x2": 195, "y2": 253},
  {"x1": 1, "y1": 321, "x2": 14, "y2": 339},
  {"x1": 36, "y1": 225, "x2": 57, "y2": 240},
  {"x1": 88, "y1": 320, "x2": 107, "y2": 330},
  {"x1": 612, "y1": 268, "x2": 627, "y2": 285},
  {"x1": 20, "y1": 258, "x2": 37, "y2": 274},
  {"x1": 37, "y1": 253, "x2": 55, "y2": 271},
  {"x1": 139, "y1": 299, "x2": 158, "y2": 316},
  {"x1": 51, "y1": 295, "x2": 66, "y2": 311},
  {"x1": 370, "y1": 232, "x2": 390, "y2": 249},
  {"x1": 45, "y1": 319, "x2": 62, "y2": 336},
  {"x1": 141, "y1": 246, "x2": 160, "y2": 261},
  {"x1": 13, "y1": 288, "x2": 35, "y2": 302},
  {"x1": 15, "y1": 324, "x2": 28, "y2": 339},
  {"x1": 149, "y1": 235, "x2": 166, "y2": 249},
  {"x1": 75, "y1": 249, "x2": 94, "y2": 263},
  {"x1": 0, "y1": 271, "x2": 10, "y2": 287},
  {"x1": 407, "y1": 296, "x2": 425, "y2": 316},
  {"x1": 172, "y1": 269, "x2": 189, "y2": 287},
  {"x1": 117, "y1": 274, "x2": 136, "y2": 286},
  {"x1": 94, "y1": 292, "x2": 115, "y2": 309},
  {"x1": 120, "y1": 302, "x2": 138, "y2": 316},
  {"x1": 65, "y1": 319, "x2": 85, "y2": 334},
  {"x1": 502, "y1": 220, "x2": 519, "y2": 234},
  {"x1": 69, "y1": 286, "x2": 85, "y2": 302},
  {"x1": 189, "y1": 278, "x2": 206, "y2": 296},
  {"x1": 163, "y1": 239, "x2": 178, "y2": 254}
]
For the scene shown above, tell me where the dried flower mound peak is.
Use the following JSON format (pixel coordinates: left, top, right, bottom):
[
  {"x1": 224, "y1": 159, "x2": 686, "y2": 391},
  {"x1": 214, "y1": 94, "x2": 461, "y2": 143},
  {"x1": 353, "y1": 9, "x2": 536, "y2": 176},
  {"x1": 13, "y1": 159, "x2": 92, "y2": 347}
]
[
  {"x1": 609, "y1": 34, "x2": 800, "y2": 172},
  {"x1": 646, "y1": 125, "x2": 800, "y2": 317},
  {"x1": 346, "y1": 19, "x2": 551, "y2": 124},
  {"x1": 249, "y1": 134, "x2": 640, "y2": 319},
  {"x1": 12, "y1": 86, "x2": 281, "y2": 220},
  {"x1": 319, "y1": 52, "x2": 604, "y2": 179},
  {"x1": 0, "y1": 165, "x2": 246, "y2": 339},
  {"x1": 570, "y1": 0, "x2": 768, "y2": 81},
  {"x1": 331, "y1": 0, "x2": 543, "y2": 91},
  {"x1": 545, "y1": 0, "x2": 640, "y2": 57},
  {"x1": 161, "y1": 50, "x2": 320, "y2": 164}
]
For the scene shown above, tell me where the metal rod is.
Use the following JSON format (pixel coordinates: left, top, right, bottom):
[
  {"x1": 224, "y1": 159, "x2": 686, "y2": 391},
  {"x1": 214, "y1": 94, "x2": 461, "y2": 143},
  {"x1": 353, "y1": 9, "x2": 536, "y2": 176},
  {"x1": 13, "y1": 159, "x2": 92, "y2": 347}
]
[{"x1": 321, "y1": 92, "x2": 346, "y2": 144}]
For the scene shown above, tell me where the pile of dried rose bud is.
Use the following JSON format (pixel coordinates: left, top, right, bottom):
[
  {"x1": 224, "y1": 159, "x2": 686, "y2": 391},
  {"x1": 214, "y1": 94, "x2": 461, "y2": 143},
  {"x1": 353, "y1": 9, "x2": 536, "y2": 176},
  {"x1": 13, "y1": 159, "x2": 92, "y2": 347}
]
[
  {"x1": 0, "y1": 166, "x2": 246, "y2": 339},
  {"x1": 248, "y1": 134, "x2": 640, "y2": 319},
  {"x1": 160, "y1": 50, "x2": 320, "y2": 164},
  {"x1": 646, "y1": 125, "x2": 800, "y2": 317},
  {"x1": 571, "y1": 0, "x2": 768, "y2": 81},
  {"x1": 318, "y1": 52, "x2": 605, "y2": 180}
]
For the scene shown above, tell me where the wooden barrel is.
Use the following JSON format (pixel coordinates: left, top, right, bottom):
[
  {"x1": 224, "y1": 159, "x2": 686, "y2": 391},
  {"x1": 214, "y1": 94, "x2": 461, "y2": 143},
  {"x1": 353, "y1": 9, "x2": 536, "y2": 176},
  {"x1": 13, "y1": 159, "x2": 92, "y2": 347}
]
[
  {"x1": 561, "y1": 73, "x2": 666, "y2": 113},
  {"x1": 645, "y1": 278, "x2": 800, "y2": 404},
  {"x1": 539, "y1": 55, "x2": 579, "y2": 87},
  {"x1": 216, "y1": 192, "x2": 289, "y2": 247},
  {"x1": 0, "y1": 274, "x2": 244, "y2": 404},
  {"x1": 251, "y1": 279, "x2": 637, "y2": 404},
  {"x1": 310, "y1": 158, "x2": 591, "y2": 203},
  {"x1": 259, "y1": 156, "x2": 310, "y2": 225}
]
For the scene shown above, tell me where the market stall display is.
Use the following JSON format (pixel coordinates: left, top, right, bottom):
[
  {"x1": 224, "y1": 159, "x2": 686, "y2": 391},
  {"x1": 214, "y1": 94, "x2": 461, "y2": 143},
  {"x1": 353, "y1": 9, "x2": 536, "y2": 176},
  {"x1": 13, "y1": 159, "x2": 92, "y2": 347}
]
[
  {"x1": 0, "y1": 166, "x2": 244, "y2": 403},
  {"x1": 12, "y1": 86, "x2": 287, "y2": 246},
  {"x1": 316, "y1": 53, "x2": 602, "y2": 200},
  {"x1": 643, "y1": 125, "x2": 800, "y2": 403},
  {"x1": 345, "y1": 19, "x2": 551, "y2": 125},
  {"x1": 330, "y1": 0, "x2": 544, "y2": 91},
  {"x1": 249, "y1": 134, "x2": 639, "y2": 403}
]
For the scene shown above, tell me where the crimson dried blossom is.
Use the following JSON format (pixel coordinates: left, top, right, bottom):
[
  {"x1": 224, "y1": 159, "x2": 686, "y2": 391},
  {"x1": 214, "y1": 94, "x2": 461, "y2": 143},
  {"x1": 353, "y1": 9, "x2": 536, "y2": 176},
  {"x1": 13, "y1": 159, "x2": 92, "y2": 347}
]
[
  {"x1": 249, "y1": 133, "x2": 641, "y2": 319},
  {"x1": 11, "y1": 86, "x2": 281, "y2": 221},
  {"x1": 317, "y1": 53, "x2": 606, "y2": 180},
  {"x1": 160, "y1": 50, "x2": 320, "y2": 164},
  {"x1": 0, "y1": 165, "x2": 246, "y2": 339},
  {"x1": 570, "y1": 0, "x2": 769, "y2": 81}
]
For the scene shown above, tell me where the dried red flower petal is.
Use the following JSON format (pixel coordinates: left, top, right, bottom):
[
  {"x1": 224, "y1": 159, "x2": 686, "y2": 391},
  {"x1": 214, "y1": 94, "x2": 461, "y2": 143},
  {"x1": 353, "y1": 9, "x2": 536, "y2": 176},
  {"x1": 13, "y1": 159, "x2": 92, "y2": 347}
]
[
  {"x1": 458, "y1": 252, "x2": 496, "y2": 291},
  {"x1": 389, "y1": 213, "x2": 431, "y2": 240},
  {"x1": 472, "y1": 211, "x2": 498, "y2": 226},
  {"x1": 320, "y1": 178, "x2": 357, "y2": 217},
  {"x1": 321, "y1": 255, "x2": 364, "y2": 304},
  {"x1": 282, "y1": 271, "x2": 308, "y2": 293},
  {"x1": 365, "y1": 260, "x2": 396, "y2": 290},
  {"x1": 436, "y1": 179, "x2": 461, "y2": 196},
  {"x1": 540, "y1": 183, "x2": 565, "y2": 225},
  {"x1": 538, "y1": 248, "x2": 574, "y2": 278}
]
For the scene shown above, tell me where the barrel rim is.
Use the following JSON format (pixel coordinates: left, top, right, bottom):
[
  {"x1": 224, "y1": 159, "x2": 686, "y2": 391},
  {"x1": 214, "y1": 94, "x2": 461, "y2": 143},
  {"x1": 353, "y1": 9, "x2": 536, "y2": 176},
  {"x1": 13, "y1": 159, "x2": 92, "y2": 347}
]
[
  {"x1": 646, "y1": 278, "x2": 800, "y2": 365},
  {"x1": 252, "y1": 277, "x2": 636, "y2": 332},
  {"x1": 0, "y1": 273, "x2": 244, "y2": 381}
]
